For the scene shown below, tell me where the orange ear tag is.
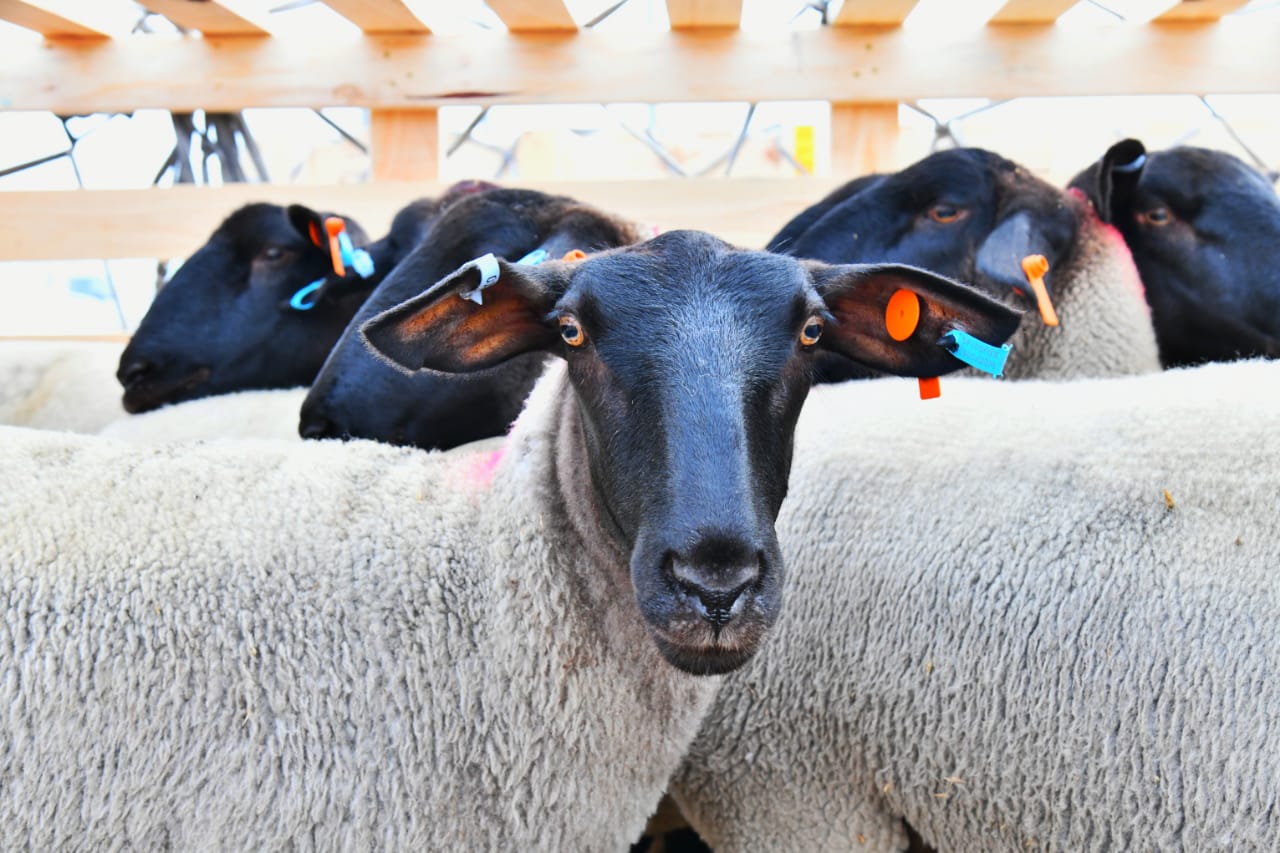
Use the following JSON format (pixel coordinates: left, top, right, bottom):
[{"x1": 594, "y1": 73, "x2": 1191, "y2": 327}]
[
  {"x1": 885, "y1": 289, "x2": 921, "y2": 341},
  {"x1": 325, "y1": 217, "x2": 346, "y2": 277},
  {"x1": 918, "y1": 376, "x2": 941, "y2": 400},
  {"x1": 1020, "y1": 254, "x2": 1058, "y2": 327},
  {"x1": 561, "y1": 249, "x2": 587, "y2": 263}
]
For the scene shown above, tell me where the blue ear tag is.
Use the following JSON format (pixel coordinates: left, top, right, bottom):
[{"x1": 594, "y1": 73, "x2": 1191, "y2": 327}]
[
  {"x1": 460, "y1": 253, "x2": 501, "y2": 305},
  {"x1": 289, "y1": 278, "x2": 325, "y2": 311},
  {"x1": 336, "y1": 230, "x2": 357, "y2": 272},
  {"x1": 350, "y1": 248, "x2": 375, "y2": 278},
  {"x1": 939, "y1": 329, "x2": 1011, "y2": 378},
  {"x1": 515, "y1": 248, "x2": 548, "y2": 266}
]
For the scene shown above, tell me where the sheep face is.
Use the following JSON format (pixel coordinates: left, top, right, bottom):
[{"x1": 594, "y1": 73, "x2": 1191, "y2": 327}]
[
  {"x1": 1071, "y1": 140, "x2": 1280, "y2": 366},
  {"x1": 299, "y1": 188, "x2": 638, "y2": 450},
  {"x1": 768, "y1": 148, "x2": 1079, "y2": 379},
  {"x1": 361, "y1": 230, "x2": 1021, "y2": 675},
  {"x1": 118, "y1": 203, "x2": 372, "y2": 414}
]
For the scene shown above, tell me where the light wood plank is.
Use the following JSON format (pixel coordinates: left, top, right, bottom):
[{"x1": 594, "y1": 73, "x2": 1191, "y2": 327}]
[
  {"x1": 4, "y1": 23, "x2": 1279, "y2": 113},
  {"x1": 666, "y1": 0, "x2": 743, "y2": 29},
  {"x1": 370, "y1": 109, "x2": 439, "y2": 181},
  {"x1": 0, "y1": 179, "x2": 847, "y2": 260},
  {"x1": 141, "y1": 0, "x2": 267, "y2": 35},
  {"x1": 832, "y1": 0, "x2": 921, "y2": 26},
  {"x1": 318, "y1": 0, "x2": 431, "y2": 33},
  {"x1": 988, "y1": 0, "x2": 1079, "y2": 23},
  {"x1": 484, "y1": 0, "x2": 577, "y2": 32},
  {"x1": 0, "y1": 0, "x2": 112, "y2": 37},
  {"x1": 1156, "y1": 0, "x2": 1251, "y2": 21},
  {"x1": 830, "y1": 103, "x2": 899, "y2": 178}
]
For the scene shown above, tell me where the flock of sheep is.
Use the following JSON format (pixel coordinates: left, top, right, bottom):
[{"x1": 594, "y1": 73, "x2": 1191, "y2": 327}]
[{"x1": 1, "y1": 137, "x2": 1278, "y2": 851}]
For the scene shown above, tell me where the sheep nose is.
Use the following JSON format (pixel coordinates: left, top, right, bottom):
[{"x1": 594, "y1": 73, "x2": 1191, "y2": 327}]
[
  {"x1": 671, "y1": 552, "x2": 760, "y2": 628},
  {"x1": 119, "y1": 359, "x2": 153, "y2": 389},
  {"x1": 298, "y1": 412, "x2": 335, "y2": 440}
]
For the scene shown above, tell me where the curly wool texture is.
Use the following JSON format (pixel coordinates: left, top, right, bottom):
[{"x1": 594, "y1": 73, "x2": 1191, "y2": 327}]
[
  {"x1": 0, "y1": 363, "x2": 717, "y2": 850},
  {"x1": 99, "y1": 387, "x2": 308, "y2": 443},
  {"x1": 1000, "y1": 196, "x2": 1159, "y2": 380},
  {"x1": 673, "y1": 360, "x2": 1280, "y2": 852},
  {"x1": 0, "y1": 340, "x2": 125, "y2": 432}
]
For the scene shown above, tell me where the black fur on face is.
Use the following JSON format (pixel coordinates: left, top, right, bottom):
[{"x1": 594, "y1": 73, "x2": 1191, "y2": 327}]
[
  {"x1": 298, "y1": 187, "x2": 639, "y2": 450},
  {"x1": 1071, "y1": 142, "x2": 1280, "y2": 366},
  {"x1": 117, "y1": 203, "x2": 370, "y2": 413},
  {"x1": 360, "y1": 230, "x2": 1020, "y2": 675}
]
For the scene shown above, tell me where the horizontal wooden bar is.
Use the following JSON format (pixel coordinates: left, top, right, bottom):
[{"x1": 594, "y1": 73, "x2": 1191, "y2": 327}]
[
  {"x1": 0, "y1": 179, "x2": 845, "y2": 261},
  {"x1": 317, "y1": 0, "x2": 431, "y2": 33},
  {"x1": 3, "y1": 22, "x2": 1278, "y2": 113}
]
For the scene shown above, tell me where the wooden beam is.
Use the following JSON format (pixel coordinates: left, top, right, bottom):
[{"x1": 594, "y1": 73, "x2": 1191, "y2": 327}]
[
  {"x1": 832, "y1": 0, "x2": 921, "y2": 26},
  {"x1": 0, "y1": 0, "x2": 113, "y2": 37},
  {"x1": 317, "y1": 0, "x2": 431, "y2": 33},
  {"x1": 141, "y1": 0, "x2": 267, "y2": 36},
  {"x1": 484, "y1": 0, "x2": 577, "y2": 32},
  {"x1": 1156, "y1": 0, "x2": 1251, "y2": 21},
  {"x1": 5, "y1": 23, "x2": 1280, "y2": 113},
  {"x1": 987, "y1": 0, "x2": 1079, "y2": 23},
  {"x1": 0, "y1": 180, "x2": 846, "y2": 261},
  {"x1": 666, "y1": 0, "x2": 743, "y2": 29},
  {"x1": 370, "y1": 109, "x2": 439, "y2": 181},
  {"x1": 830, "y1": 103, "x2": 899, "y2": 179}
]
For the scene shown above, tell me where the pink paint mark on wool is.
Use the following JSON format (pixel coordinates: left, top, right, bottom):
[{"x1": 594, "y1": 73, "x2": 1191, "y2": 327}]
[{"x1": 1068, "y1": 186, "x2": 1148, "y2": 300}]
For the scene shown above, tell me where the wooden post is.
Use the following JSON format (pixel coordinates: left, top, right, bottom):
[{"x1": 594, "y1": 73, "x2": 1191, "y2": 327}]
[
  {"x1": 829, "y1": 103, "x2": 899, "y2": 179},
  {"x1": 369, "y1": 109, "x2": 439, "y2": 181}
]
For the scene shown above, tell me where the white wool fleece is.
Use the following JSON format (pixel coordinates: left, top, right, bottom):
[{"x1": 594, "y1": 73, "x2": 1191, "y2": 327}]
[
  {"x1": 99, "y1": 387, "x2": 308, "y2": 443},
  {"x1": 0, "y1": 363, "x2": 718, "y2": 850},
  {"x1": 0, "y1": 340, "x2": 126, "y2": 432},
  {"x1": 673, "y1": 360, "x2": 1280, "y2": 852}
]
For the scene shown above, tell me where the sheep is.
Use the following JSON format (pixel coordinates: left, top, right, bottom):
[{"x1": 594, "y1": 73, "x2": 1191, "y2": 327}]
[
  {"x1": 98, "y1": 387, "x2": 308, "y2": 443},
  {"x1": 1069, "y1": 139, "x2": 1280, "y2": 367},
  {"x1": 769, "y1": 147, "x2": 1161, "y2": 381},
  {"x1": 670, "y1": 359, "x2": 1280, "y2": 852},
  {"x1": 0, "y1": 230, "x2": 1020, "y2": 848},
  {"x1": 297, "y1": 186, "x2": 644, "y2": 449},
  {"x1": 0, "y1": 339, "x2": 125, "y2": 432},
  {"x1": 116, "y1": 181, "x2": 495, "y2": 413}
]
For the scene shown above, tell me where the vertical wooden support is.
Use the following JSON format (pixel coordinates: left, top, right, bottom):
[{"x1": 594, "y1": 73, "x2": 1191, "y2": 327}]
[
  {"x1": 830, "y1": 103, "x2": 899, "y2": 179},
  {"x1": 370, "y1": 109, "x2": 439, "y2": 181}
]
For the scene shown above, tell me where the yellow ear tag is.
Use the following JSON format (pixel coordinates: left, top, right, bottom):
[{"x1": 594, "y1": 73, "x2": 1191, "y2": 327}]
[
  {"x1": 885, "y1": 289, "x2": 921, "y2": 342},
  {"x1": 1020, "y1": 254, "x2": 1059, "y2": 327}
]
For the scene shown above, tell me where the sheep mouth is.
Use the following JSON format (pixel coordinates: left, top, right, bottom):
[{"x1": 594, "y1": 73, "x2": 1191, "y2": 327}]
[
  {"x1": 121, "y1": 367, "x2": 212, "y2": 414},
  {"x1": 644, "y1": 599, "x2": 773, "y2": 676}
]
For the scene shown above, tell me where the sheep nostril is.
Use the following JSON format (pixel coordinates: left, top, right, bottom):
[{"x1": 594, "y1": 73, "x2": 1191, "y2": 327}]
[
  {"x1": 670, "y1": 556, "x2": 760, "y2": 628},
  {"x1": 298, "y1": 414, "x2": 334, "y2": 441},
  {"x1": 119, "y1": 360, "x2": 153, "y2": 389}
]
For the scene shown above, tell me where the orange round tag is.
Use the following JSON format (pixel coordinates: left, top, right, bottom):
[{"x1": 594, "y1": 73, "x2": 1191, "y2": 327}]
[{"x1": 885, "y1": 289, "x2": 921, "y2": 341}]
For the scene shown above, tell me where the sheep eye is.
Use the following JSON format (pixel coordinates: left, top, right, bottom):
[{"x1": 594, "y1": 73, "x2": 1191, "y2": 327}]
[
  {"x1": 559, "y1": 315, "x2": 586, "y2": 347},
  {"x1": 799, "y1": 316, "x2": 824, "y2": 347},
  {"x1": 1139, "y1": 207, "x2": 1172, "y2": 227},
  {"x1": 260, "y1": 245, "x2": 286, "y2": 262},
  {"x1": 928, "y1": 204, "x2": 965, "y2": 224}
]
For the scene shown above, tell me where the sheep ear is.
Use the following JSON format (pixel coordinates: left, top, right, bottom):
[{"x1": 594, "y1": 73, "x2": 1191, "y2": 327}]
[
  {"x1": 361, "y1": 255, "x2": 568, "y2": 374},
  {"x1": 287, "y1": 204, "x2": 328, "y2": 248},
  {"x1": 1070, "y1": 138, "x2": 1146, "y2": 224},
  {"x1": 811, "y1": 262, "x2": 1022, "y2": 377}
]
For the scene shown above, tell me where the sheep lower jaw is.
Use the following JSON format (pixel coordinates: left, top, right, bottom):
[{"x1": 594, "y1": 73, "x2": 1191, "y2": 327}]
[
  {"x1": 121, "y1": 366, "x2": 212, "y2": 414},
  {"x1": 641, "y1": 593, "x2": 776, "y2": 676}
]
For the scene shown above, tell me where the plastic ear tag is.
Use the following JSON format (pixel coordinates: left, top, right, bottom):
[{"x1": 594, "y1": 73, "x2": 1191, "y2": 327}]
[
  {"x1": 515, "y1": 248, "x2": 548, "y2": 266},
  {"x1": 885, "y1": 289, "x2": 921, "y2": 341},
  {"x1": 337, "y1": 229, "x2": 358, "y2": 271},
  {"x1": 289, "y1": 278, "x2": 325, "y2": 311},
  {"x1": 350, "y1": 248, "x2": 375, "y2": 279},
  {"x1": 324, "y1": 217, "x2": 347, "y2": 277},
  {"x1": 1020, "y1": 254, "x2": 1058, "y2": 327},
  {"x1": 918, "y1": 377, "x2": 941, "y2": 400},
  {"x1": 1112, "y1": 153, "x2": 1147, "y2": 174},
  {"x1": 562, "y1": 249, "x2": 587, "y2": 263},
  {"x1": 460, "y1": 253, "x2": 501, "y2": 305},
  {"x1": 940, "y1": 329, "x2": 1012, "y2": 378}
]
